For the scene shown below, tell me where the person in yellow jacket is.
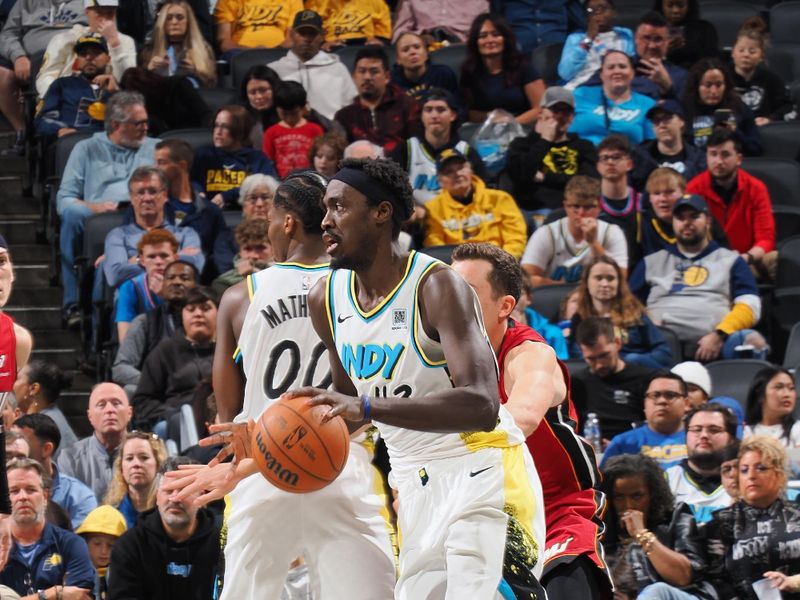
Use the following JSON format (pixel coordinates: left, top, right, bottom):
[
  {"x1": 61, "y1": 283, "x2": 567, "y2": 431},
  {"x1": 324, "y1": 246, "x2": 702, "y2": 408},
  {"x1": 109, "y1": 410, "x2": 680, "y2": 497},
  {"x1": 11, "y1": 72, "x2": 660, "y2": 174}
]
[
  {"x1": 308, "y1": 0, "x2": 391, "y2": 49},
  {"x1": 424, "y1": 148, "x2": 528, "y2": 258}
]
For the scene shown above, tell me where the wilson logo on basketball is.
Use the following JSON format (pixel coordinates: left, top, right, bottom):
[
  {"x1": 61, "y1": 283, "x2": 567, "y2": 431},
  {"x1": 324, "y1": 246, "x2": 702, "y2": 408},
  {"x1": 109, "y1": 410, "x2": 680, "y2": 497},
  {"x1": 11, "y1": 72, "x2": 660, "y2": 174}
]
[{"x1": 255, "y1": 430, "x2": 300, "y2": 488}]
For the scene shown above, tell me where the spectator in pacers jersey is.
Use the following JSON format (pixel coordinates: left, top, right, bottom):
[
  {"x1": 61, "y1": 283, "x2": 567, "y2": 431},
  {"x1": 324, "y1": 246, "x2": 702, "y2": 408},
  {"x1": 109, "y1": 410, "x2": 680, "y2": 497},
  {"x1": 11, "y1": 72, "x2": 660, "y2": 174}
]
[
  {"x1": 190, "y1": 105, "x2": 277, "y2": 209},
  {"x1": 390, "y1": 89, "x2": 486, "y2": 212},
  {"x1": 665, "y1": 404, "x2": 737, "y2": 524}
]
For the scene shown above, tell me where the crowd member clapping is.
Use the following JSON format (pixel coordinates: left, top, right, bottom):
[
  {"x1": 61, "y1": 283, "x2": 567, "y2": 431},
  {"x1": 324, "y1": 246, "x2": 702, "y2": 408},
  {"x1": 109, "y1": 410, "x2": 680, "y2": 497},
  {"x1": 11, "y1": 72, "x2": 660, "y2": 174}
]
[
  {"x1": 744, "y1": 367, "x2": 800, "y2": 448},
  {"x1": 705, "y1": 436, "x2": 800, "y2": 600},
  {"x1": 601, "y1": 453, "x2": 714, "y2": 600},
  {"x1": 681, "y1": 58, "x2": 761, "y2": 156},
  {"x1": 569, "y1": 256, "x2": 671, "y2": 369},
  {"x1": 461, "y1": 13, "x2": 544, "y2": 125},
  {"x1": 103, "y1": 431, "x2": 167, "y2": 528},
  {"x1": 140, "y1": 0, "x2": 216, "y2": 87},
  {"x1": 191, "y1": 105, "x2": 276, "y2": 209}
]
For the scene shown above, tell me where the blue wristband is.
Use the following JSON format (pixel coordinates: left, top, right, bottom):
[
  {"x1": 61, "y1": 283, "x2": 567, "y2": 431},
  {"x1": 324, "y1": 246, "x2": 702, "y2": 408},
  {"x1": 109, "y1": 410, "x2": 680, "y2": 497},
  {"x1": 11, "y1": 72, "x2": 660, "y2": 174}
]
[{"x1": 360, "y1": 394, "x2": 372, "y2": 421}]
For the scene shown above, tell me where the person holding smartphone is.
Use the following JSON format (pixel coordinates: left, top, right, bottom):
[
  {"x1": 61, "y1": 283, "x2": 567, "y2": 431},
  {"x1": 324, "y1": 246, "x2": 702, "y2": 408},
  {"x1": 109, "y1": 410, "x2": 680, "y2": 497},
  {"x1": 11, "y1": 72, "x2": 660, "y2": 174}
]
[{"x1": 681, "y1": 57, "x2": 762, "y2": 156}]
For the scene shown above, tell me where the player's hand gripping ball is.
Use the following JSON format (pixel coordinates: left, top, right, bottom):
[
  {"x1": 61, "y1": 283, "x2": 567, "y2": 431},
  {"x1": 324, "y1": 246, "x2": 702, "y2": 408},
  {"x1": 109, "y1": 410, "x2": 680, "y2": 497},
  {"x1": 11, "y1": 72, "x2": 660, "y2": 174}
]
[{"x1": 251, "y1": 395, "x2": 350, "y2": 492}]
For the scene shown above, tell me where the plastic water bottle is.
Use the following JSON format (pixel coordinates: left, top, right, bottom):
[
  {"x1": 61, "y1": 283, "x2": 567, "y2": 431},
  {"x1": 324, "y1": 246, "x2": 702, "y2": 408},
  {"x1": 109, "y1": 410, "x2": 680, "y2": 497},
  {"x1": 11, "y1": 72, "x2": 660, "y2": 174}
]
[{"x1": 584, "y1": 413, "x2": 603, "y2": 455}]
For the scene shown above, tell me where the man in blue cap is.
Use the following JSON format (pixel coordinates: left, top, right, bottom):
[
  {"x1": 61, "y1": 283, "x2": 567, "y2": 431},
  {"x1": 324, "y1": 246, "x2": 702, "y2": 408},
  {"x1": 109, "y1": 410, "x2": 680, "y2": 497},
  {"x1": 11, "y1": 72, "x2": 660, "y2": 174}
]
[
  {"x1": 0, "y1": 236, "x2": 32, "y2": 395},
  {"x1": 631, "y1": 98, "x2": 706, "y2": 190},
  {"x1": 630, "y1": 194, "x2": 768, "y2": 361}
]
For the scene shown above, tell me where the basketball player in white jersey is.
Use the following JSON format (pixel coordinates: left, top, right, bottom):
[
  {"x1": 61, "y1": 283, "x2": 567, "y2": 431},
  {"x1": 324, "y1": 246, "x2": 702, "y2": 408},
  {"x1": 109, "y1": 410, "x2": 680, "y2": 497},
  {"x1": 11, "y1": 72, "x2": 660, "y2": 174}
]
[
  {"x1": 164, "y1": 172, "x2": 396, "y2": 600},
  {"x1": 279, "y1": 158, "x2": 547, "y2": 600}
]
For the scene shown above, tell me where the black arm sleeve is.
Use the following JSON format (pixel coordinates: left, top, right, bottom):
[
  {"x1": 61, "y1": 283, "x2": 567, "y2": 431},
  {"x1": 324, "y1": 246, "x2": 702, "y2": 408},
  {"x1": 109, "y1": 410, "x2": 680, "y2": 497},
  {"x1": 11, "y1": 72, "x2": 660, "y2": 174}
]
[{"x1": 0, "y1": 429, "x2": 9, "y2": 514}]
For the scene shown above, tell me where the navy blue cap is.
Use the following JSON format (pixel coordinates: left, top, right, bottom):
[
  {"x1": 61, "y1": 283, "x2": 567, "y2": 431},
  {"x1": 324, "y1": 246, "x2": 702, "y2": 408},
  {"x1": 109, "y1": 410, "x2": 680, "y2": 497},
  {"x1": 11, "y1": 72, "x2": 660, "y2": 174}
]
[
  {"x1": 646, "y1": 99, "x2": 684, "y2": 120},
  {"x1": 0, "y1": 235, "x2": 7, "y2": 250},
  {"x1": 672, "y1": 194, "x2": 709, "y2": 215}
]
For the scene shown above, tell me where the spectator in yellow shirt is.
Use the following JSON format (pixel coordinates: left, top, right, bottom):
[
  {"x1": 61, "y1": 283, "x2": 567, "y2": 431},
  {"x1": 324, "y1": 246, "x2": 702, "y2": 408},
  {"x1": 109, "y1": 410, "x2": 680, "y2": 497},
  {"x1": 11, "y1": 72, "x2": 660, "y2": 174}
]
[
  {"x1": 214, "y1": 0, "x2": 302, "y2": 53},
  {"x1": 311, "y1": 0, "x2": 391, "y2": 50},
  {"x1": 424, "y1": 148, "x2": 527, "y2": 257}
]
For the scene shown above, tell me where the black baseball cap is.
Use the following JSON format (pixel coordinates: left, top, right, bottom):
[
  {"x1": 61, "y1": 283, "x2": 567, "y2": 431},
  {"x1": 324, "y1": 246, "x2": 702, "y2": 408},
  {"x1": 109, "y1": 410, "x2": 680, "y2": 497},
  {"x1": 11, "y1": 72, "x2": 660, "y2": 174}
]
[
  {"x1": 436, "y1": 148, "x2": 468, "y2": 172},
  {"x1": 646, "y1": 99, "x2": 684, "y2": 120},
  {"x1": 74, "y1": 32, "x2": 109, "y2": 54},
  {"x1": 292, "y1": 10, "x2": 323, "y2": 33},
  {"x1": 0, "y1": 235, "x2": 7, "y2": 251},
  {"x1": 672, "y1": 194, "x2": 709, "y2": 215}
]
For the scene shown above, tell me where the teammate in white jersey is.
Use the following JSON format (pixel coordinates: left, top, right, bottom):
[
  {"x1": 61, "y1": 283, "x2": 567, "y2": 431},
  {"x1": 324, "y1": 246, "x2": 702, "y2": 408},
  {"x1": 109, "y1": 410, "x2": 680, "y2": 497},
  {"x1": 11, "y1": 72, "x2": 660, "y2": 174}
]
[
  {"x1": 281, "y1": 159, "x2": 547, "y2": 600},
  {"x1": 164, "y1": 172, "x2": 396, "y2": 600}
]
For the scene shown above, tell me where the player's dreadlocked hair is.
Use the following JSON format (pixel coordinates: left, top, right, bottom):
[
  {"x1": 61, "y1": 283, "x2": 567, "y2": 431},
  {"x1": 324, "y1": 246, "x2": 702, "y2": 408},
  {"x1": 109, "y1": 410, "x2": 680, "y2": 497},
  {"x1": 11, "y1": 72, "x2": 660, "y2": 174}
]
[
  {"x1": 338, "y1": 158, "x2": 414, "y2": 239},
  {"x1": 273, "y1": 170, "x2": 328, "y2": 234}
]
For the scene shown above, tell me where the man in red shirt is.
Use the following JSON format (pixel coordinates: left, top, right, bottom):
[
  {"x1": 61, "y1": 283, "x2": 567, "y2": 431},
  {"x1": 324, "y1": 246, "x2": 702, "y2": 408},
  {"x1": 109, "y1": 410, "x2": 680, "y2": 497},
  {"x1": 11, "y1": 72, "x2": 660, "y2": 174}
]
[
  {"x1": 451, "y1": 242, "x2": 612, "y2": 600},
  {"x1": 0, "y1": 236, "x2": 32, "y2": 395},
  {"x1": 686, "y1": 128, "x2": 776, "y2": 281}
]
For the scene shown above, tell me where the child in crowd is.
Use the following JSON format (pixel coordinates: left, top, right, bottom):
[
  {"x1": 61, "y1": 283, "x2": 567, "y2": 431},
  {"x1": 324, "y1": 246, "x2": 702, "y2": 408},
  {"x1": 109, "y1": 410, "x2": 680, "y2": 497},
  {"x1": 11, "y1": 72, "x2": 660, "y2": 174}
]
[
  {"x1": 75, "y1": 505, "x2": 128, "y2": 599},
  {"x1": 262, "y1": 81, "x2": 325, "y2": 179}
]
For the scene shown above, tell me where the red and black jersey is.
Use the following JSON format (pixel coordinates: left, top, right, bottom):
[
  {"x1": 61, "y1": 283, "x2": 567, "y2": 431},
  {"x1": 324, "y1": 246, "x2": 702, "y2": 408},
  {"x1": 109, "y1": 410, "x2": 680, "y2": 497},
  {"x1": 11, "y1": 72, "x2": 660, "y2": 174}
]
[
  {"x1": 0, "y1": 312, "x2": 16, "y2": 393},
  {"x1": 498, "y1": 319, "x2": 609, "y2": 576}
]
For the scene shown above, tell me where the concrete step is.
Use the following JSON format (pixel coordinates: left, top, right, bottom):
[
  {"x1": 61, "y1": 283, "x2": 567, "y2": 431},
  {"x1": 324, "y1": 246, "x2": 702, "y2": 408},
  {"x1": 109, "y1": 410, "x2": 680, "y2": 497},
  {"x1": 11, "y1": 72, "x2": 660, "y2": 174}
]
[
  {"x1": 10, "y1": 286, "x2": 63, "y2": 307},
  {"x1": 5, "y1": 306, "x2": 62, "y2": 330},
  {"x1": 0, "y1": 219, "x2": 39, "y2": 243},
  {"x1": 30, "y1": 346, "x2": 80, "y2": 370},
  {"x1": 0, "y1": 185, "x2": 39, "y2": 216},
  {"x1": 6, "y1": 244, "x2": 50, "y2": 263},
  {"x1": 30, "y1": 328, "x2": 81, "y2": 348},
  {"x1": 11, "y1": 264, "x2": 49, "y2": 287}
]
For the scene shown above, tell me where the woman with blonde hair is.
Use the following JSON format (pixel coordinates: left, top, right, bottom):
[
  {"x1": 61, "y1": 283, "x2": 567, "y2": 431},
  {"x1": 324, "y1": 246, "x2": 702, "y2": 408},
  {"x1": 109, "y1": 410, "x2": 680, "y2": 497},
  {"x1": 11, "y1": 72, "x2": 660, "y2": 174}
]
[
  {"x1": 103, "y1": 432, "x2": 168, "y2": 528},
  {"x1": 140, "y1": 0, "x2": 216, "y2": 87},
  {"x1": 706, "y1": 436, "x2": 800, "y2": 599},
  {"x1": 569, "y1": 255, "x2": 672, "y2": 368}
]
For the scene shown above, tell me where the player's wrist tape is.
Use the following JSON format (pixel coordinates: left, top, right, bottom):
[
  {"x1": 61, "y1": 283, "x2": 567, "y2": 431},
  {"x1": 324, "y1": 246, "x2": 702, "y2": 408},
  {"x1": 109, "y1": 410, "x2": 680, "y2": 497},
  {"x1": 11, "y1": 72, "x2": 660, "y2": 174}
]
[{"x1": 361, "y1": 394, "x2": 372, "y2": 421}]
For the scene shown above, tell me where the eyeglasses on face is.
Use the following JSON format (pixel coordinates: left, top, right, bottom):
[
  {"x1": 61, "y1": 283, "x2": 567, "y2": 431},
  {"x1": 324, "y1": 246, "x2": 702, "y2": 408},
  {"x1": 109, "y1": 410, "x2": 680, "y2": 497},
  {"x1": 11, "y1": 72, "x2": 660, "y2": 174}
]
[
  {"x1": 644, "y1": 390, "x2": 685, "y2": 402},
  {"x1": 686, "y1": 425, "x2": 727, "y2": 435}
]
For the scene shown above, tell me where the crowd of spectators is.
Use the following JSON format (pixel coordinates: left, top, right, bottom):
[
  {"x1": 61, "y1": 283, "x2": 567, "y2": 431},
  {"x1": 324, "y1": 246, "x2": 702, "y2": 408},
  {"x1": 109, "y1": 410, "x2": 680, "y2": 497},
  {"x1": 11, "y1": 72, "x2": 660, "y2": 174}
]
[{"x1": 0, "y1": 0, "x2": 799, "y2": 598}]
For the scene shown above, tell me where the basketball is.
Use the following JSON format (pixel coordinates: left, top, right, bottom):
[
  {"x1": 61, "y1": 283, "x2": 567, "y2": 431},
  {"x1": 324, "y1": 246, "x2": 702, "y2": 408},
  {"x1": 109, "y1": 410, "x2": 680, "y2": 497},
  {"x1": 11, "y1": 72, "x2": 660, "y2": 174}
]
[{"x1": 250, "y1": 395, "x2": 350, "y2": 493}]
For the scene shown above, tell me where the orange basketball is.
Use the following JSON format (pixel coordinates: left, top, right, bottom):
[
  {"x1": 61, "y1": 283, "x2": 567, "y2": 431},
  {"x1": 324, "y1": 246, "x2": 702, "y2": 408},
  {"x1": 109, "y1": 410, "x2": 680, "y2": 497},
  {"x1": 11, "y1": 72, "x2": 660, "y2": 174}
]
[{"x1": 250, "y1": 395, "x2": 350, "y2": 493}]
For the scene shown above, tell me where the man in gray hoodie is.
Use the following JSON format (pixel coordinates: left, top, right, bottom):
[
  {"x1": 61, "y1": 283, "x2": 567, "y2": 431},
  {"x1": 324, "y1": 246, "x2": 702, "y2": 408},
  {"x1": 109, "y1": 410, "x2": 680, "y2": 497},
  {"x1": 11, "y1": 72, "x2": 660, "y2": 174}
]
[
  {"x1": 0, "y1": 0, "x2": 85, "y2": 151},
  {"x1": 268, "y1": 10, "x2": 356, "y2": 120},
  {"x1": 56, "y1": 90, "x2": 158, "y2": 327}
]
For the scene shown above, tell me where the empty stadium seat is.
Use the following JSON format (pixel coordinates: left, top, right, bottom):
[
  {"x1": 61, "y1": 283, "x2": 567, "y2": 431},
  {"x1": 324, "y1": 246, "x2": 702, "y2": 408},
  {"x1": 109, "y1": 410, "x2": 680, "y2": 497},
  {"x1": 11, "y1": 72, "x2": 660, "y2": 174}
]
[
  {"x1": 784, "y1": 321, "x2": 800, "y2": 368},
  {"x1": 428, "y1": 44, "x2": 467, "y2": 84},
  {"x1": 657, "y1": 325, "x2": 683, "y2": 365},
  {"x1": 706, "y1": 358, "x2": 774, "y2": 408},
  {"x1": 196, "y1": 88, "x2": 238, "y2": 115},
  {"x1": 774, "y1": 205, "x2": 800, "y2": 243},
  {"x1": 776, "y1": 235, "x2": 800, "y2": 289},
  {"x1": 757, "y1": 122, "x2": 800, "y2": 160},
  {"x1": 159, "y1": 128, "x2": 213, "y2": 150},
  {"x1": 700, "y1": 2, "x2": 764, "y2": 49},
  {"x1": 229, "y1": 48, "x2": 287, "y2": 90},
  {"x1": 766, "y1": 43, "x2": 800, "y2": 85},
  {"x1": 418, "y1": 244, "x2": 458, "y2": 264},
  {"x1": 531, "y1": 42, "x2": 564, "y2": 86},
  {"x1": 458, "y1": 122, "x2": 481, "y2": 143},
  {"x1": 530, "y1": 283, "x2": 577, "y2": 323},
  {"x1": 741, "y1": 157, "x2": 800, "y2": 209},
  {"x1": 772, "y1": 286, "x2": 800, "y2": 334},
  {"x1": 770, "y1": 1, "x2": 800, "y2": 44}
]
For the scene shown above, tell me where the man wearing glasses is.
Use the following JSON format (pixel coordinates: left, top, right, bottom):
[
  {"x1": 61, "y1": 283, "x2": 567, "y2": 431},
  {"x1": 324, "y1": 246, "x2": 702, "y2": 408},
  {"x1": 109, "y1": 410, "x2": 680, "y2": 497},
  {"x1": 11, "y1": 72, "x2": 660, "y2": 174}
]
[
  {"x1": 521, "y1": 175, "x2": 628, "y2": 286},
  {"x1": 665, "y1": 405, "x2": 738, "y2": 523},
  {"x1": 601, "y1": 371, "x2": 689, "y2": 469},
  {"x1": 56, "y1": 91, "x2": 158, "y2": 329}
]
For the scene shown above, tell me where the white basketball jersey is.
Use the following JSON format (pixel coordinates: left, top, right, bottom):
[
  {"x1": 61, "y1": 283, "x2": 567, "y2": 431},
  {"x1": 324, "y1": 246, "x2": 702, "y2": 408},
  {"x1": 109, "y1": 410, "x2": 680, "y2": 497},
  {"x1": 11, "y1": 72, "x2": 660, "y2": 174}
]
[
  {"x1": 325, "y1": 250, "x2": 524, "y2": 471},
  {"x1": 407, "y1": 138, "x2": 469, "y2": 205},
  {"x1": 236, "y1": 262, "x2": 331, "y2": 422}
]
